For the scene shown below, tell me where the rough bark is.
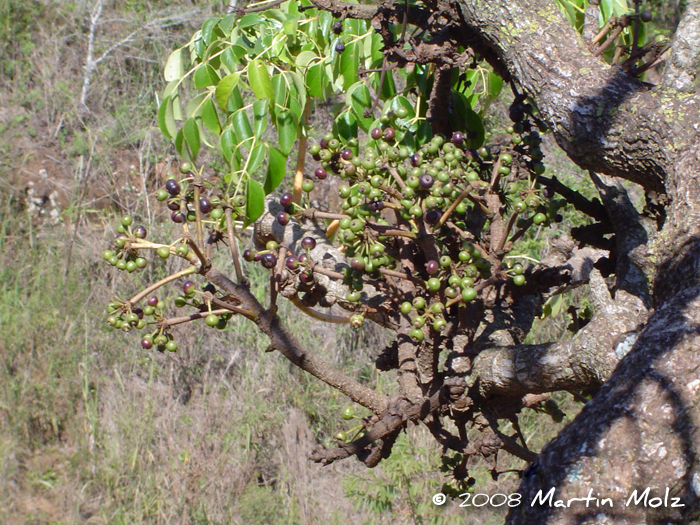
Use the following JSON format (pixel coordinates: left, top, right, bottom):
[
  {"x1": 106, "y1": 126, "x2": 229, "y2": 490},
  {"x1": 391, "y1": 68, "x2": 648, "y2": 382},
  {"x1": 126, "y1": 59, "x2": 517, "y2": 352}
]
[
  {"x1": 454, "y1": 0, "x2": 700, "y2": 193},
  {"x1": 445, "y1": 0, "x2": 700, "y2": 523}
]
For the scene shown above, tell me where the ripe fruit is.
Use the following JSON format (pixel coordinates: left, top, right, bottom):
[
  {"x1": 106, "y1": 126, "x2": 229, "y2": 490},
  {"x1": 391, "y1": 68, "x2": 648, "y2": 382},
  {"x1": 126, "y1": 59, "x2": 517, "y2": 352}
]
[
  {"x1": 315, "y1": 167, "x2": 328, "y2": 180},
  {"x1": 276, "y1": 211, "x2": 290, "y2": 226},
  {"x1": 384, "y1": 127, "x2": 395, "y2": 140},
  {"x1": 426, "y1": 260, "x2": 439, "y2": 275},
  {"x1": 335, "y1": 42, "x2": 345, "y2": 53},
  {"x1": 280, "y1": 192, "x2": 293, "y2": 207},
  {"x1": 183, "y1": 280, "x2": 196, "y2": 297},
  {"x1": 243, "y1": 249, "x2": 255, "y2": 262},
  {"x1": 165, "y1": 178, "x2": 181, "y2": 196},
  {"x1": 147, "y1": 296, "x2": 159, "y2": 307},
  {"x1": 205, "y1": 313, "x2": 219, "y2": 327},
  {"x1": 141, "y1": 338, "x2": 153, "y2": 349},
  {"x1": 332, "y1": 21, "x2": 343, "y2": 33},
  {"x1": 285, "y1": 256, "x2": 299, "y2": 270},
  {"x1": 419, "y1": 173, "x2": 434, "y2": 189},
  {"x1": 261, "y1": 253, "x2": 277, "y2": 269},
  {"x1": 199, "y1": 197, "x2": 212, "y2": 214},
  {"x1": 132, "y1": 225, "x2": 147, "y2": 239},
  {"x1": 301, "y1": 237, "x2": 316, "y2": 250}
]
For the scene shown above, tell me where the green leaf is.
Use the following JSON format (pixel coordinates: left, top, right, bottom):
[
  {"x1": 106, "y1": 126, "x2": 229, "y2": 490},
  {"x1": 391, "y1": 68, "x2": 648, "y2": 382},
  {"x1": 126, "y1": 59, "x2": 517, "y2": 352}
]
[
  {"x1": 221, "y1": 45, "x2": 247, "y2": 72},
  {"x1": 220, "y1": 128, "x2": 236, "y2": 165},
  {"x1": 247, "y1": 59, "x2": 275, "y2": 101},
  {"x1": 215, "y1": 72, "x2": 241, "y2": 111},
  {"x1": 264, "y1": 146, "x2": 286, "y2": 194},
  {"x1": 201, "y1": 96, "x2": 221, "y2": 135},
  {"x1": 334, "y1": 111, "x2": 358, "y2": 142},
  {"x1": 232, "y1": 109, "x2": 253, "y2": 142},
  {"x1": 244, "y1": 178, "x2": 265, "y2": 227},
  {"x1": 183, "y1": 118, "x2": 201, "y2": 160},
  {"x1": 218, "y1": 14, "x2": 237, "y2": 35},
  {"x1": 296, "y1": 50, "x2": 319, "y2": 68},
  {"x1": 185, "y1": 92, "x2": 208, "y2": 119},
  {"x1": 252, "y1": 99, "x2": 270, "y2": 138},
  {"x1": 238, "y1": 13, "x2": 263, "y2": 29},
  {"x1": 306, "y1": 62, "x2": 329, "y2": 98},
  {"x1": 339, "y1": 41, "x2": 359, "y2": 91},
  {"x1": 450, "y1": 92, "x2": 485, "y2": 149},
  {"x1": 277, "y1": 109, "x2": 297, "y2": 155},
  {"x1": 175, "y1": 128, "x2": 191, "y2": 162},
  {"x1": 487, "y1": 71, "x2": 503, "y2": 98},
  {"x1": 348, "y1": 83, "x2": 373, "y2": 131},
  {"x1": 201, "y1": 18, "x2": 219, "y2": 46},
  {"x1": 193, "y1": 64, "x2": 220, "y2": 89},
  {"x1": 164, "y1": 48, "x2": 184, "y2": 81},
  {"x1": 157, "y1": 96, "x2": 178, "y2": 139},
  {"x1": 247, "y1": 142, "x2": 268, "y2": 174}
]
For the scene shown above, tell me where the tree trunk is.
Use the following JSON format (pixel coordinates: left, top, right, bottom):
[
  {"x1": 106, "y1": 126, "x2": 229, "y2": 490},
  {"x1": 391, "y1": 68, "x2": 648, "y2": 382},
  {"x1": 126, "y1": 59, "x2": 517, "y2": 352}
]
[{"x1": 451, "y1": 0, "x2": 700, "y2": 522}]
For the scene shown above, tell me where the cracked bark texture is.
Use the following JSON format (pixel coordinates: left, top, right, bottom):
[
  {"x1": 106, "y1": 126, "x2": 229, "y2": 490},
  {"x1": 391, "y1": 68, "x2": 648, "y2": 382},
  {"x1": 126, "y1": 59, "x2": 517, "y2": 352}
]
[{"x1": 446, "y1": 0, "x2": 700, "y2": 522}]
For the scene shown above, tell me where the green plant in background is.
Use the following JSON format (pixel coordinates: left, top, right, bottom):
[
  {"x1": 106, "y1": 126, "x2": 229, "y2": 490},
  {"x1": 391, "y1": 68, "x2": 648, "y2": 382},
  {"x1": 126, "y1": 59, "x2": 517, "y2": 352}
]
[{"x1": 105, "y1": 0, "x2": 665, "y2": 507}]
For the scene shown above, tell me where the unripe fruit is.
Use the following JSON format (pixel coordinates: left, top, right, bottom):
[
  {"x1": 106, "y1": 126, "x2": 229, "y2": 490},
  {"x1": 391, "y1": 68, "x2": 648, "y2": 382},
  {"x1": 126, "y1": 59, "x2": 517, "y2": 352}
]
[
  {"x1": 341, "y1": 406, "x2": 355, "y2": 420},
  {"x1": 157, "y1": 246, "x2": 170, "y2": 259},
  {"x1": 156, "y1": 189, "x2": 169, "y2": 201},
  {"x1": 513, "y1": 274, "x2": 526, "y2": 286},
  {"x1": 205, "y1": 313, "x2": 219, "y2": 327},
  {"x1": 409, "y1": 328, "x2": 425, "y2": 342},
  {"x1": 412, "y1": 296, "x2": 426, "y2": 310},
  {"x1": 165, "y1": 340, "x2": 178, "y2": 352},
  {"x1": 302, "y1": 179, "x2": 315, "y2": 193},
  {"x1": 427, "y1": 278, "x2": 441, "y2": 292},
  {"x1": 179, "y1": 161, "x2": 193, "y2": 174},
  {"x1": 400, "y1": 302, "x2": 413, "y2": 315},
  {"x1": 462, "y1": 287, "x2": 477, "y2": 302}
]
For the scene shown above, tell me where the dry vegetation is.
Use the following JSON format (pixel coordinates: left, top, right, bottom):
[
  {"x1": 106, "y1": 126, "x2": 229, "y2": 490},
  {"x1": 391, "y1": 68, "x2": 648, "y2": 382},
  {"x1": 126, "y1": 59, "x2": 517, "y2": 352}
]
[{"x1": 0, "y1": 1, "x2": 593, "y2": 523}]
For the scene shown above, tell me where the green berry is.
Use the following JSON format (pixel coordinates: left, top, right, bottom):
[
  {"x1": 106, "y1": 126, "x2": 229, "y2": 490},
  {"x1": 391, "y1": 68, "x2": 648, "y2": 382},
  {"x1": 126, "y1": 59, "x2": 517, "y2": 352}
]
[
  {"x1": 205, "y1": 314, "x2": 219, "y2": 327},
  {"x1": 302, "y1": 179, "x2": 315, "y2": 193},
  {"x1": 412, "y1": 296, "x2": 426, "y2": 310},
  {"x1": 513, "y1": 274, "x2": 526, "y2": 286},
  {"x1": 341, "y1": 406, "x2": 355, "y2": 420},
  {"x1": 400, "y1": 301, "x2": 413, "y2": 315},
  {"x1": 121, "y1": 215, "x2": 133, "y2": 227},
  {"x1": 165, "y1": 340, "x2": 178, "y2": 352},
  {"x1": 462, "y1": 287, "x2": 477, "y2": 302},
  {"x1": 409, "y1": 328, "x2": 425, "y2": 342},
  {"x1": 426, "y1": 278, "x2": 441, "y2": 292},
  {"x1": 157, "y1": 246, "x2": 170, "y2": 259}
]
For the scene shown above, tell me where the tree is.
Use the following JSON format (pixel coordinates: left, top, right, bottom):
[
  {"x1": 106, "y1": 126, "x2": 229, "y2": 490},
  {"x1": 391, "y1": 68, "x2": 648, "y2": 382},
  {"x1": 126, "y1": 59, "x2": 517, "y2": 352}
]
[{"x1": 104, "y1": 0, "x2": 700, "y2": 523}]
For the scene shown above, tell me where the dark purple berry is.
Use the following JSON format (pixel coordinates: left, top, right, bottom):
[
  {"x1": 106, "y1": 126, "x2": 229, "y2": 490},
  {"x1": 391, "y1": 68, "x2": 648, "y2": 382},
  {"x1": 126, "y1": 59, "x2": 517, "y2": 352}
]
[
  {"x1": 452, "y1": 131, "x2": 464, "y2": 145},
  {"x1": 419, "y1": 173, "x2": 435, "y2": 189},
  {"x1": 276, "y1": 211, "x2": 290, "y2": 226},
  {"x1": 509, "y1": 103, "x2": 524, "y2": 123},
  {"x1": 335, "y1": 42, "x2": 345, "y2": 53},
  {"x1": 261, "y1": 253, "x2": 277, "y2": 269},
  {"x1": 332, "y1": 21, "x2": 343, "y2": 34},
  {"x1": 253, "y1": 252, "x2": 262, "y2": 262},
  {"x1": 410, "y1": 153, "x2": 421, "y2": 167},
  {"x1": 426, "y1": 260, "x2": 439, "y2": 274},
  {"x1": 319, "y1": 139, "x2": 328, "y2": 149},
  {"x1": 298, "y1": 253, "x2": 308, "y2": 263},
  {"x1": 171, "y1": 212, "x2": 184, "y2": 223},
  {"x1": 147, "y1": 296, "x2": 159, "y2": 307},
  {"x1": 280, "y1": 192, "x2": 293, "y2": 207},
  {"x1": 203, "y1": 283, "x2": 216, "y2": 293},
  {"x1": 299, "y1": 270, "x2": 314, "y2": 284},
  {"x1": 133, "y1": 225, "x2": 147, "y2": 239},
  {"x1": 199, "y1": 197, "x2": 212, "y2": 214},
  {"x1": 183, "y1": 280, "x2": 195, "y2": 295},
  {"x1": 301, "y1": 237, "x2": 316, "y2": 250},
  {"x1": 341, "y1": 148, "x2": 353, "y2": 161},
  {"x1": 315, "y1": 167, "x2": 328, "y2": 180},
  {"x1": 285, "y1": 256, "x2": 299, "y2": 270},
  {"x1": 243, "y1": 249, "x2": 255, "y2": 262},
  {"x1": 368, "y1": 201, "x2": 385, "y2": 212},
  {"x1": 165, "y1": 179, "x2": 181, "y2": 196},
  {"x1": 424, "y1": 209, "x2": 441, "y2": 225},
  {"x1": 370, "y1": 128, "x2": 382, "y2": 140},
  {"x1": 384, "y1": 128, "x2": 395, "y2": 140},
  {"x1": 134, "y1": 308, "x2": 144, "y2": 319},
  {"x1": 141, "y1": 338, "x2": 153, "y2": 349},
  {"x1": 167, "y1": 199, "x2": 180, "y2": 211}
]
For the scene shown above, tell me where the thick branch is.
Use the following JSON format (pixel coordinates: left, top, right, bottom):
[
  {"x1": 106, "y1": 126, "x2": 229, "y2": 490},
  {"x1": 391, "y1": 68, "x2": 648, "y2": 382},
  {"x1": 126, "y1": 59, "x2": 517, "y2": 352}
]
[
  {"x1": 204, "y1": 267, "x2": 389, "y2": 415},
  {"x1": 661, "y1": 0, "x2": 700, "y2": 92},
  {"x1": 455, "y1": 0, "x2": 700, "y2": 192}
]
